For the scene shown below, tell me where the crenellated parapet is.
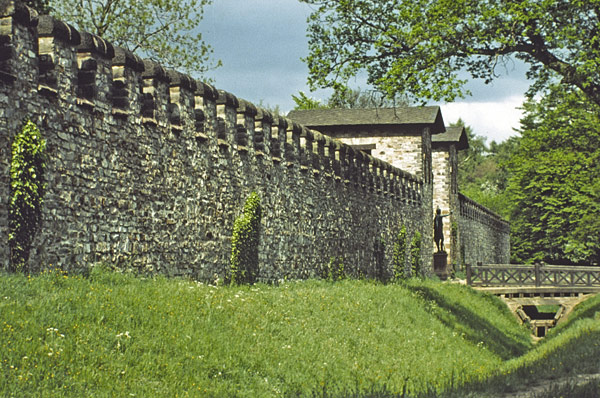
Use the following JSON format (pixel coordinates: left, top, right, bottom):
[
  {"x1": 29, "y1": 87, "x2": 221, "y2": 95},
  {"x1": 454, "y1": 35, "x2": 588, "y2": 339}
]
[
  {"x1": 0, "y1": 2, "x2": 425, "y2": 207},
  {"x1": 0, "y1": 1, "x2": 37, "y2": 83},
  {"x1": 458, "y1": 193, "x2": 509, "y2": 233},
  {"x1": 111, "y1": 47, "x2": 144, "y2": 116},
  {"x1": 193, "y1": 80, "x2": 218, "y2": 143},
  {"x1": 76, "y1": 31, "x2": 114, "y2": 108},
  {"x1": 36, "y1": 15, "x2": 80, "y2": 98},
  {"x1": 254, "y1": 108, "x2": 272, "y2": 157},
  {"x1": 0, "y1": 1, "x2": 428, "y2": 278}
]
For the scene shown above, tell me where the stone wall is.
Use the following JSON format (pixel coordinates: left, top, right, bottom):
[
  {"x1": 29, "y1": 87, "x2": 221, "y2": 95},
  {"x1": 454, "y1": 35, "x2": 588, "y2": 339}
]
[
  {"x1": 0, "y1": 2, "x2": 428, "y2": 280},
  {"x1": 432, "y1": 146, "x2": 458, "y2": 263},
  {"x1": 458, "y1": 193, "x2": 510, "y2": 266},
  {"x1": 312, "y1": 126, "x2": 434, "y2": 271}
]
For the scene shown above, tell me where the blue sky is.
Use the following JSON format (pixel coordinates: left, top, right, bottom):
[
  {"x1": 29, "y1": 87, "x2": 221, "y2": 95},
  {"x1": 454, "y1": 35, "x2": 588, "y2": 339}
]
[{"x1": 199, "y1": 0, "x2": 531, "y2": 143}]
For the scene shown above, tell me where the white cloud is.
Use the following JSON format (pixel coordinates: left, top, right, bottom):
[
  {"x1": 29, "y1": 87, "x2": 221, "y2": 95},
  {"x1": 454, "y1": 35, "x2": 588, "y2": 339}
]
[{"x1": 440, "y1": 95, "x2": 525, "y2": 142}]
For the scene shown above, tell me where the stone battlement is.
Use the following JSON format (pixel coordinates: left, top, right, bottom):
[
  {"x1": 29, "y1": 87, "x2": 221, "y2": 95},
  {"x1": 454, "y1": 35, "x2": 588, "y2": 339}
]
[
  {"x1": 0, "y1": 1, "x2": 430, "y2": 280},
  {"x1": 459, "y1": 193, "x2": 510, "y2": 233},
  {"x1": 0, "y1": 5, "x2": 423, "y2": 203}
]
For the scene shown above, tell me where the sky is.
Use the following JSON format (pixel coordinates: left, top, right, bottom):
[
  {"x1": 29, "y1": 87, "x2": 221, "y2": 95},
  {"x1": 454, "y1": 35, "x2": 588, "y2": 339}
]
[{"x1": 199, "y1": 0, "x2": 531, "y2": 143}]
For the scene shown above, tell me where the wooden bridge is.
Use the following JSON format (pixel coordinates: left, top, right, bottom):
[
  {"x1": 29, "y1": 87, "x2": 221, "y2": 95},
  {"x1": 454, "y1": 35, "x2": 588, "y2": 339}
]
[{"x1": 466, "y1": 263, "x2": 600, "y2": 337}]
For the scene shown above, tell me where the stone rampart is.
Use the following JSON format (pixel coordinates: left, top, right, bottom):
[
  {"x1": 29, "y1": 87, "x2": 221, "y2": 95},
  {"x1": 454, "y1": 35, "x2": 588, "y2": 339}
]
[
  {"x1": 458, "y1": 193, "x2": 510, "y2": 265},
  {"x1": 0, "y1": 2, "x2": 427, "y2": 280}
]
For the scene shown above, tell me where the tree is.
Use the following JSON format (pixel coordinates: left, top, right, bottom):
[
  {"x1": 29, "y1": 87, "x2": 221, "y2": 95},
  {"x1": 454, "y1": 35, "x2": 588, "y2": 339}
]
[
  {"x1": 454, "y1": 120, "x2": 518, "y2": 218},
  {"x1": 292, "y1": 87, "x2": 409, "y2": 110},
  {"x1": 292, "y1": 91, "x2": 326, "y2": 110},
  {"x1": 300, "y1": 0, "x2": 600, "y2": 106},
  {"x1": 50, "y1": 0, "x2": 220, "y2": 76},
  {"x1": 507, "y1": 84, "x2": 600, "y2": 265}
]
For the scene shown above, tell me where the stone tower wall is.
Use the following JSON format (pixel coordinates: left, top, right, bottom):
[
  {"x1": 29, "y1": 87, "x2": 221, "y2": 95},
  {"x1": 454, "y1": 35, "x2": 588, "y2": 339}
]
[{"x1": 432, "y1": 145, "x2": 459, "y2": 263}]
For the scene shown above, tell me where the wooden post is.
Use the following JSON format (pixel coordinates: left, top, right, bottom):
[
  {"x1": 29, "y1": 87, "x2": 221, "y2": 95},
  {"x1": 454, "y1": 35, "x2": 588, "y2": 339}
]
[{"x1": 535, "y1": 263, "x2": 541, "y2": 287}]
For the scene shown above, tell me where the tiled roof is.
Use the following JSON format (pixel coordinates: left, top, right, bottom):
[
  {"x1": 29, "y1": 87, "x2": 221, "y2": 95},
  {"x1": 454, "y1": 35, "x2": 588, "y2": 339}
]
[{"x1": 287, "y1": 106, "x2": 445, "y2": 134}]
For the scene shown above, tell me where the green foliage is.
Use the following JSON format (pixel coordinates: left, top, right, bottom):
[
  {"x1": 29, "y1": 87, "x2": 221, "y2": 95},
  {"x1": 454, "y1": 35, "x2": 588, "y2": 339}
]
[
  {"x1": 455, "y1": 119, "x2": 518, "y2": 218},
  {"x1": 50, "y1": 0, "x2": 221, "y2": 76},
  {"x1": 8, "y1": 120, "x2": 46, "y2": 272},
  {"x1": 300, "y1": 0, "x2": 600, "y2": 107},
  {"x1": 0, "y1": 270, "x2": 535, "y2": 397},
  {"x1": 323, "y1": 255, "x2": 346, "y2": 281},
  {"x1": 230, "y1": 192, "x2": 262, "y2": 284},
  {"x1": 292, "y1": 91, "x2": 326, "y2": 109},
  {"x1": 410, "y1": 232, "x2": 422, "y2": 278},
  {"x1": 392, "y1": 224, "x2": 407, "y2": 281},
  {"x1": 507, "y1": 84, "x2": 600, "y2": 264}
]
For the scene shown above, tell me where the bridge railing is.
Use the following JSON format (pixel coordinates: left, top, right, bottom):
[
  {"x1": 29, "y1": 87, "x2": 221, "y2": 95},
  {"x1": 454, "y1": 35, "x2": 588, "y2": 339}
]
[{"x1": 466, "y1": 263, "x2": 600, "y2": 288}]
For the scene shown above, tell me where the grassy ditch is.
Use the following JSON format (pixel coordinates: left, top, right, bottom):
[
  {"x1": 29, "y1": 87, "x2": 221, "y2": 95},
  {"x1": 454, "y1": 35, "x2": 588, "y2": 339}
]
[
  {"x1": 436, "y1": 293, "x2": 600, "y2": 398},
  {"x1": 0, "y1": 268, "x2": 597, "y2": 397}
]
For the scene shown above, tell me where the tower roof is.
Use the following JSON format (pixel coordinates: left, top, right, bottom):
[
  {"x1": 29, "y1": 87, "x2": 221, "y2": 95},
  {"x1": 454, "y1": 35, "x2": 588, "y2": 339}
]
[{"x1": 432, "y1": 125, "x2": 469, "y2": 150}]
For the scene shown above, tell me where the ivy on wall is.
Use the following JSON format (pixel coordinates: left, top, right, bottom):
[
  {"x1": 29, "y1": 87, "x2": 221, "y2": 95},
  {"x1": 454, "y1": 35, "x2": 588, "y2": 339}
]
[
  {"x1": 392, "y1": 224, "x2": 407, "y2": 281},
  {"x1": 324, "y1": 255, "x2": 346, "y2": 281},
  {"x1": 229, "y1": 191, "x2": 261, "y2": 284},
  {"x1": 410, "y1": 231, "x2": 422, "y2": 278},
  {"x1": 9, "y1": 120, "x2": 46, "y2": 272}
]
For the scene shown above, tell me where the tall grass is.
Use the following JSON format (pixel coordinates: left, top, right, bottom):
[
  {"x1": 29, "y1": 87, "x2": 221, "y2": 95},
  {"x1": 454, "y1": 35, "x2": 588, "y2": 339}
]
[{"x1": 3, "y1": 267, "x2": 593, "y2": 397}]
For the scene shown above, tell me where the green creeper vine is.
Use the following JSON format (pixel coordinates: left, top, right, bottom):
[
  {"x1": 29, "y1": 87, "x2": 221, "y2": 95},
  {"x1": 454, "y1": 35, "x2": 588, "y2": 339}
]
[
  {"x1": 230, "y1": 191, "x2": 261, "y2": 284},
  {"x1": 8, "y1": 120, "x2": 46, "y2": 272},
  {"x1": 392, "y1": 224, "x2": 407, "y2": 281},
  {"x1": 324, "y1": 255, "x2": 345, "y2": 281},
  {"x1": 410, "y1": 231, "x2": 422, "y2": 278}
]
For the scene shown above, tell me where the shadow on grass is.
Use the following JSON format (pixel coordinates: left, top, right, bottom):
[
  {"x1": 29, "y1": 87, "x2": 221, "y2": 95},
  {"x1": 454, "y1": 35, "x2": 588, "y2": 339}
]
[{"x1": 405, "y1": 284, "x2": 531, "y2": 360}]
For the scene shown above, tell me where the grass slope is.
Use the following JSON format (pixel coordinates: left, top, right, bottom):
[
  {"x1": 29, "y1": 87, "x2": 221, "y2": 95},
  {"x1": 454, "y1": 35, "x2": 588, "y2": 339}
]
[{"x1": 1, "y1": 268, "x2": 596, "y2": 397}]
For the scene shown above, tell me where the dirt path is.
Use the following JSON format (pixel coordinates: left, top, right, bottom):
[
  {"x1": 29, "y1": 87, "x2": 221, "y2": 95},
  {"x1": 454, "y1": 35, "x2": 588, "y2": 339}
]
[{"x1": 488, "y1": 373, "x2": 600, "y2": 398}]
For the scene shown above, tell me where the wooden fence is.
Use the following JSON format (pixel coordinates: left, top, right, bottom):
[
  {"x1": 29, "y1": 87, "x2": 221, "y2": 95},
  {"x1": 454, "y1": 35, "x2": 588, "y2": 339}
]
[{"x1": 466, "y1": 263, "x2": 600, "y2": 288}]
